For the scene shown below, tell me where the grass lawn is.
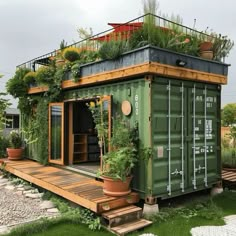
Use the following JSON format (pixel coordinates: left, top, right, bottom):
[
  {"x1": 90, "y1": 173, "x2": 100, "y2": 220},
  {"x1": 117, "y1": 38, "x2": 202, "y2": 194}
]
[{"x1": 3, "y1": 190, "x2": 236, "y2": 236}]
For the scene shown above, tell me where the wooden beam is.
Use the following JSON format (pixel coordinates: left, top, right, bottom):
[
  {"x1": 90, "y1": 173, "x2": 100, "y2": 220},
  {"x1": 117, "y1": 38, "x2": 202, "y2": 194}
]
[
  {"x1": 149, "y1": 62, "x2": 227, "y2": 85},
  {"x1": 27, "y1": 62, "x2": 227, "y2": 95},
  {"x1": 28, "y1": 86, "x2": 48, "y2": 94}
]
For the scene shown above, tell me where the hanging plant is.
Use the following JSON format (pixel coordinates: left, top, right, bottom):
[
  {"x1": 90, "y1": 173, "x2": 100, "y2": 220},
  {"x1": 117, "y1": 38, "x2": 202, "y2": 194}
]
[
  {"x1": 23, "y1": 71, "x2": 37, "y2": 87},
  {"x1": 71, "y1": 63, "x2": 81, "y2": 82}
]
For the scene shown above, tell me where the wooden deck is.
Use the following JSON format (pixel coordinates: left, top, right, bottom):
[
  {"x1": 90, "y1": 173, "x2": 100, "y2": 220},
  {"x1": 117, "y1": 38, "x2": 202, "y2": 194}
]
[
  {"x1": 0, "y1": 159, "x2": 139, "y2": 214},
  {"x1": 222, "y1": 168, "x2": 236, "y2": 186}
]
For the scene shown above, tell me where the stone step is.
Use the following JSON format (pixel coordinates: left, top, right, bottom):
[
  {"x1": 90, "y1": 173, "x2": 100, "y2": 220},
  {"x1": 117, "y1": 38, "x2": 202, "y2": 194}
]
[
  {"x1": 102, "y1": 205, "x2": 142, "y2": 227},
  {"x1": 110, "y1": 218, "x2": 152, "y2": 236}
]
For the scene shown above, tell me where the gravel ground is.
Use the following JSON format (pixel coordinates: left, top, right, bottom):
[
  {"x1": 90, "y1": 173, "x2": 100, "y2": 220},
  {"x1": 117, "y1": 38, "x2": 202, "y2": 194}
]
[
  {"x1": 0, "y1": 186, "x2": 46, "y2": 226},
  {"x1": 0, "y1": 173, "x2": 59, "y2": 234}
]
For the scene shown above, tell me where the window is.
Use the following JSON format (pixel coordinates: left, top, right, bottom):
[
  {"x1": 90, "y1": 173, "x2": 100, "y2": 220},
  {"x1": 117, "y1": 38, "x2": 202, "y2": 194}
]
[{"x1": 5, "y1": 115, "x2": 19, "y2": 129}]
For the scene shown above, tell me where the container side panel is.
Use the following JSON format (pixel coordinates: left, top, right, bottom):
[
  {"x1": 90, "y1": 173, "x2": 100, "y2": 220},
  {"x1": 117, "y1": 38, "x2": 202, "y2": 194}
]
[
  {"x1": 187, "y1": 84, "x2": 220, "y2": 190},
  {"x1": 151, "y1": 77, "x2": 220, "y2": 198},
  {"x1": 64, "y1": 79, "x2": 150, "y2": 194},
  {"x1": 152, "y1": 78, "x2": 187, "y2": 196}
]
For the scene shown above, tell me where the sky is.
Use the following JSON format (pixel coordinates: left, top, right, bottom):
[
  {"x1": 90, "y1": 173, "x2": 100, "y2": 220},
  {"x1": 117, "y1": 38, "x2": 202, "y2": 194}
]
[{"x1": 0, "y1": 0, "x2": 235, "y2": 107}]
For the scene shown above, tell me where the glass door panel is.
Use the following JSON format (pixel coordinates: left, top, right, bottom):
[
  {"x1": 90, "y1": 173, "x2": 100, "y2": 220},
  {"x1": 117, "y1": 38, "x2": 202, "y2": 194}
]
[{"x1": 49, "y1": 103, "x2": 64, "y2": 165}]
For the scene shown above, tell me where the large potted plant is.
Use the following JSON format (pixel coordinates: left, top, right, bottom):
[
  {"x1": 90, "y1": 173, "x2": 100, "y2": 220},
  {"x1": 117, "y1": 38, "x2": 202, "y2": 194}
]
[
  {"x1": 7, "y1": 130, "x2": 24, "y2": 160},
  {"x1": 98, "y1": 119, "x2": 138, "y2": 197}
]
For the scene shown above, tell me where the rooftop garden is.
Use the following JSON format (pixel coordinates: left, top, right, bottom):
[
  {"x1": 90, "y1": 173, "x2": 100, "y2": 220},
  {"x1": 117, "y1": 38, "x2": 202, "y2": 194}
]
[{"x1": 7, "y1": 13, "x2": 233, "y2": 96}]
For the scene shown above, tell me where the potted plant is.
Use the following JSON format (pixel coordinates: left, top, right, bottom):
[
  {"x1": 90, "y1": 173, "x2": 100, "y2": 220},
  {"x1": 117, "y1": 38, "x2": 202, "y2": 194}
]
[
  {"x1": 98, "y1": 119, "x2": 138, "y2": 197},
  {"x1": 7, "y1": 130, "x2": 24, "y2": 160},
  {"x1": 199, "y1": 32, "x2": 215, "y2": 60}
]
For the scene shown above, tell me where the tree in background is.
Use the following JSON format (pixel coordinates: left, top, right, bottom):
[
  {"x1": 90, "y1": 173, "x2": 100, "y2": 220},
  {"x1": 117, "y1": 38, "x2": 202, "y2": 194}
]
[
  {"x1": 221, "y1": 103, "x2": 236, "y2": 127},
  {"x1": 0, "y1": 73, "x2": 12, "y2": 156}
]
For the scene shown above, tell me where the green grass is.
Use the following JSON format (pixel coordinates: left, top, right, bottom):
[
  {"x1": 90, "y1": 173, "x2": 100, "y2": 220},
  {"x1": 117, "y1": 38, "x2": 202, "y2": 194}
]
[
  {"x1": 3, "y1": 190, "x2": 236, "y2": 236},
  {"x1": 30, "y1": 223, "x2": 111, "y2": 236}
]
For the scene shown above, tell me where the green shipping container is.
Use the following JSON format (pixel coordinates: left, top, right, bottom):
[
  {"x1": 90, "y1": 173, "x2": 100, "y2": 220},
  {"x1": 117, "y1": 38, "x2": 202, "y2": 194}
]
[{"x1": 61, "y1": 75, "x2": 220, "y2": 200}]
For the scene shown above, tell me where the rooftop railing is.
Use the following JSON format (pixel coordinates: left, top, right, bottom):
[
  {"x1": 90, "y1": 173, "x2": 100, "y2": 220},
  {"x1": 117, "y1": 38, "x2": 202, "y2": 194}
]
[{"x1": 17, "y1": 13, "x2": 228, "y2": 71}]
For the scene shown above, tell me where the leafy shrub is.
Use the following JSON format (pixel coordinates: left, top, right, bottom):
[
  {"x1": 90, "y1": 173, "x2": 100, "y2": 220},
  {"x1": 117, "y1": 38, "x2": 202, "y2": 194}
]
[
  {"x1": 8, "y1": 130, "x2": 23, "y2": 148},
  {"x1": 0, "y1": 135, "x2": 9, "y2": 157},
  {"x1": 6, "y1": 68, "x2": 30, "y2": 98},
  {"x1": 63, "y1": 47, "x2": 81, "y2": 62},
  {"x1": 36, "y1": 66, "x2": 55, "y2": 85},
  {"x1": 222, "y1": 148, "x2": 236, "y2": 168},
  {"x1": 23, "y1": 71, "x2": 37, "y2": 86}
]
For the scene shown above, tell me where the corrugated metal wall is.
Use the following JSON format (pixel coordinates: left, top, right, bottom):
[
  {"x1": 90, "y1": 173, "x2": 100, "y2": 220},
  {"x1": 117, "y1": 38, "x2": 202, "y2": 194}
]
[
  {"x1": 64, "y1": 78, "x2": 150, "y2": 194},
  {"x1": 151, "y1": 77, "x2": 221, "y2": 198}
]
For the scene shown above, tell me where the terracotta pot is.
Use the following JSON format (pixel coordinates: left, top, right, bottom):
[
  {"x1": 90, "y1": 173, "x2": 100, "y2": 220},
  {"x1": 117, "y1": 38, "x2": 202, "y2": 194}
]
[
  {"x1": 7, "y1": 148, "x2": 24, "y2": 161},
  {"x1": 199, "y1": 41, "x2": 213, "y2": 51},
  {"x1": 199, "y1": 50, "x2": 214, "y2": 60},
  {"x1": 102, "y1": 176, "x2": 132, "y2": 197}
]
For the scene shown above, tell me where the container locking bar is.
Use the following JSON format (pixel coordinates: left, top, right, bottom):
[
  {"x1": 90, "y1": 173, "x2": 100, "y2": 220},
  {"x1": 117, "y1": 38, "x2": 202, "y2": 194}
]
[
  {"x1": 192, "y1": 84, "x2": 197, "y2": 190},
  {"x1": 204, "y1": 86, "x2": 208, "y2": 187}
]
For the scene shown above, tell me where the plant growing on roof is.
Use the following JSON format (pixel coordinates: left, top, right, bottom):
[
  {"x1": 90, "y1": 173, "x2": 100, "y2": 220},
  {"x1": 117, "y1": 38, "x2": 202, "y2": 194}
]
[
  {"x1": 98, "y1": 39, "x2": 129, "y2": 60},
  {"x1": 213, "y1": 34, "x2": 234, "y2": 61},
  {"x1": 23, "y1": 71, "x2": 37, "y2": 87},
  {"x1": 35, "y1": 66, "x2": 55, "y2": 85},
  {"x1": 6, "y1": 68, "x2": 30, "y2": 98},
  {"x1": 62, "y1": 47, "x2": 81, "y2": 62}
]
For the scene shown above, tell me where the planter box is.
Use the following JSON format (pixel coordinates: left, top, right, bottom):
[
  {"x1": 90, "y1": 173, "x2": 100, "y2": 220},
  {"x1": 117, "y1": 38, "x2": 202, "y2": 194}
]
[{"x1": 79, "y1": 45, "x2": 228, "y2": 78}]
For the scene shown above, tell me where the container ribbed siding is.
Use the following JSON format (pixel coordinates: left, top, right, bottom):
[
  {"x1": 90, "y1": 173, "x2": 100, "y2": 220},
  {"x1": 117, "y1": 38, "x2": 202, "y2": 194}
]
[
  {"x1": 64, "y1": 78, "x2": 150, "y2": 194},
  {"x1": 151, "y1": 77, "x2": 221, "y2": 199}
]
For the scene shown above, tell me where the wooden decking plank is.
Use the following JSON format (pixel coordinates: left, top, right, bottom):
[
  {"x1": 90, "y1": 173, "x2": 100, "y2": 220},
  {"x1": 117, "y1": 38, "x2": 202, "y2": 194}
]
[
  {"x1": 97, "y1": 193, "x2": 140, "y2": 213},
  {"x1": 32, "y1": 169, "x2": 62, "y2": 178},
  {"x1": 102, "y1": 205, "x2": 141, "y2": 219},
  {"x1": 4, "y1": 163, "x2": 98, "y2": 212},
  {"x1": 66, "y1": 181, "x2": 99, "y2": 191},
  {"x1": 111, "y1": 219, "x2": 152, "y2": 235},
  {"x1": 71, "y1": 184, "x2": 101, "y2": 194},
  {"x1": 52, "y1": 177, "x2": 87, "y2": 186},
  {"x1": 79, "y1": 188, "x2": 104, "y2": 199},
  {"x1": 62, "y1": 179, "x2": 95, "y2": 190},
  {"x1": 8, "y1": 163, "x2": 42, "y2": 169},
  {"x1": 92, "y1": 195, "x2": 116, "y2": 203},
  {"x1": 3, "y1": 159, "x2": 140, "y2": 214}
]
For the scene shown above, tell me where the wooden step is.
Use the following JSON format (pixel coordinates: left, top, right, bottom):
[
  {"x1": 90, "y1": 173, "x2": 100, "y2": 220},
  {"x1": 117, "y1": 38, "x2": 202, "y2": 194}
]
[
  {"x1": 97, "y1": 192, "x2": 139, "y2": 213},
  {"x1": 110, "y1": 218, "x2": 152, "y2": 236},
  {"x1": 102, "y1": 205, "x2": 142, "y2": 227}
]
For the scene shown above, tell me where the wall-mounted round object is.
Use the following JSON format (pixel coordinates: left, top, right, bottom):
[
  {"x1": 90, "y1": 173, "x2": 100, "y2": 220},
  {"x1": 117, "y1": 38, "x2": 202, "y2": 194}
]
[{"x1": 121, "y1": 100, "x2": 132, "y2": 116}]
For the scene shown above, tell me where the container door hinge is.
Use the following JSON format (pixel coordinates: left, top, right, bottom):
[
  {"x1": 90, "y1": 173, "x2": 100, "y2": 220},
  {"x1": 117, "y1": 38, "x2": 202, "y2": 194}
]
[
  {"x1": 167, "y1": 185, "x2": 171, "y2": 195},
  {"x1": 192, "y1": 179, "x2": 197, "y2": 189}
]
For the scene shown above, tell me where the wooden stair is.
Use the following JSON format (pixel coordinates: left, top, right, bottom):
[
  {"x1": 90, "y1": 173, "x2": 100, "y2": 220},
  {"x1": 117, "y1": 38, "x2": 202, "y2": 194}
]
[{"x1": 102, "y1": 205, "x2": 152, "y2": 236}]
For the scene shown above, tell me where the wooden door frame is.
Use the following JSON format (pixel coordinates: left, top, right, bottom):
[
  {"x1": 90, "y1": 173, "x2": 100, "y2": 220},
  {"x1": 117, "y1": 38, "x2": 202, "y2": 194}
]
[
  {"x1": 48, "y1": 102, "x2": 65, "y2": 165},
  {"x1": 66, "y1": 96, "x2": 112, "y2": 167}
]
